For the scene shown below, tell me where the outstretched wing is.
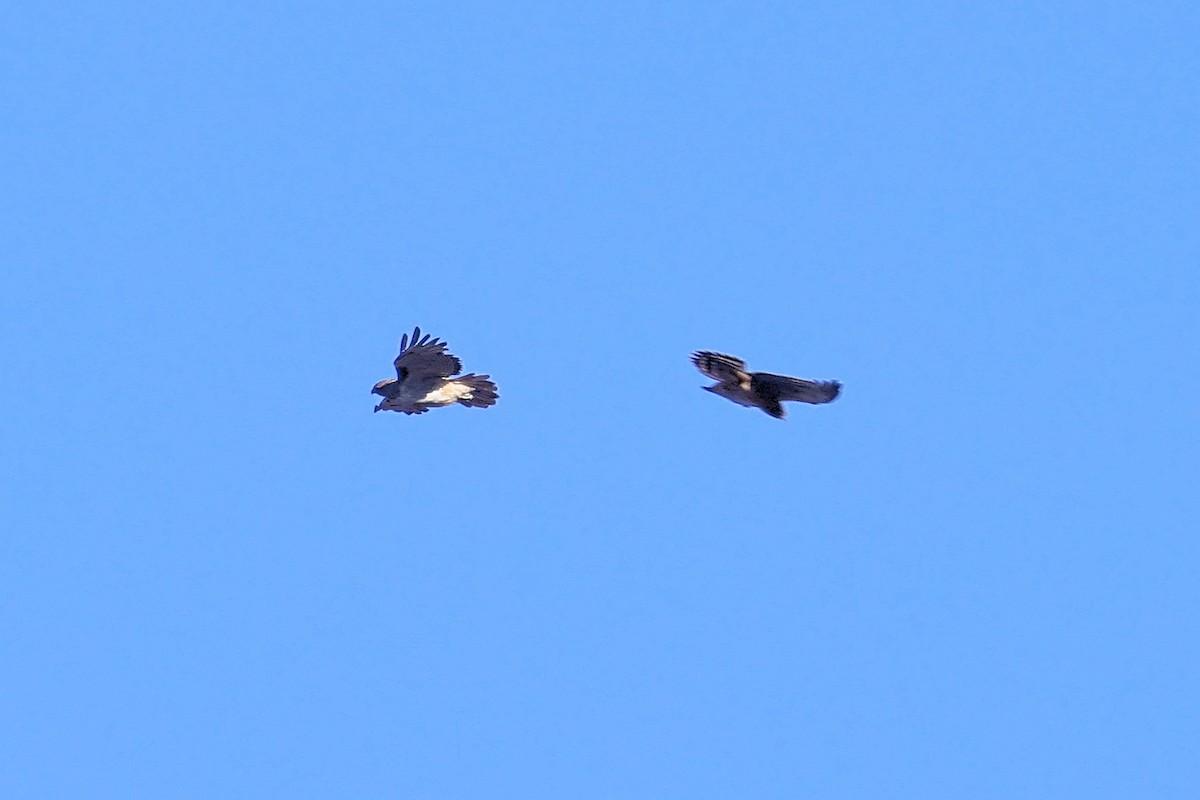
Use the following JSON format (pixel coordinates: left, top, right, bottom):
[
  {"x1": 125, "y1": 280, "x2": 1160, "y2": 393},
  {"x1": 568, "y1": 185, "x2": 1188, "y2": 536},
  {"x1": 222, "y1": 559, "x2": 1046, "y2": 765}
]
[
  {"x1": 751, "y1": 372, "x2": 842, "y2": 405},
  {"x1": 691, "y1": 351, "x2": 749, "y2": 386},
  {"x1": 376, "y1": 394, "x2": 433, "y2": 414},
  {"x1": 394, "y1": 326, "x2": 462, "y2": 380}
]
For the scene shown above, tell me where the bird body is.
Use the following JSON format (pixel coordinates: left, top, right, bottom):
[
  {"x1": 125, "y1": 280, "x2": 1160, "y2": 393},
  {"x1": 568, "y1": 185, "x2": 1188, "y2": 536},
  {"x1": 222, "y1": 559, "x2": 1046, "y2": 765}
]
[
  {"x1": 691, "y1": 351, "x2": 840, "y2": 419},
  {"x1": 373, "y1": 327, "x2": 498, "y2": 414}
]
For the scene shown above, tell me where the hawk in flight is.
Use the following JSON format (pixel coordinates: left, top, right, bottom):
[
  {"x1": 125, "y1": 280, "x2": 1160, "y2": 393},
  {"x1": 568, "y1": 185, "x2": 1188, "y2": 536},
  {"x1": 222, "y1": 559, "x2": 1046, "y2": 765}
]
[
  {"x1": 691, "y1": 351, "x2": 841, "y2": 419},
  {"x1": 373, "y1": 327, "x2": 498, "y2": 414}
]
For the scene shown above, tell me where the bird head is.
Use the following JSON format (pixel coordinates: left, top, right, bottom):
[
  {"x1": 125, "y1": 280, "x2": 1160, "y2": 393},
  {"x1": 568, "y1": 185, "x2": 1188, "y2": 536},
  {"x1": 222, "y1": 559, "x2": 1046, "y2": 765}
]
[{"x1": 371, "y1": 379, "x2": 395, "y2": 397}]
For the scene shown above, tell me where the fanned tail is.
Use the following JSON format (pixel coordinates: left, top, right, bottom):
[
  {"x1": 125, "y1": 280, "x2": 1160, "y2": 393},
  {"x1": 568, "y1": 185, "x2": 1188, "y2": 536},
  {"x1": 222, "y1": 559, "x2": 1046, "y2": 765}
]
[{"x1": 456, "y1": 374, "x2": 498, "y2": 409}]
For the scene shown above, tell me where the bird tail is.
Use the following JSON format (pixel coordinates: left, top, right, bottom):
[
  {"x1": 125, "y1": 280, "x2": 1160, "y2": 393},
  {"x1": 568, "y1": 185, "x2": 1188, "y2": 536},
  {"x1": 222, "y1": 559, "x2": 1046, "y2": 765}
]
[{"x1": 456, "y1": 374, "x2": 498, "y2": 409}]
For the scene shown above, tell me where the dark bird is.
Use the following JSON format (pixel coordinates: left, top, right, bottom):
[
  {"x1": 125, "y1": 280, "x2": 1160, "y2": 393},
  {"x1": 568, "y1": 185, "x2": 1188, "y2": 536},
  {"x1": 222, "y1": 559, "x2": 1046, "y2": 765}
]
[
  {"x1": 373, "y1": 327, "x2": 498, "y2": 414},
  {"x1": 691, "y1": 351, "x2": 840, "y2": 419}
]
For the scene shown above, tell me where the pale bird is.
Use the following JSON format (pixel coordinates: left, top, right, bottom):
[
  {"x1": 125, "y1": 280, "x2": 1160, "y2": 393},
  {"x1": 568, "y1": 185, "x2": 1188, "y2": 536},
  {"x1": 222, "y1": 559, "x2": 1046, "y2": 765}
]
[{"x1": 373, "y1": 327, "x2": 498, "y2": 415}]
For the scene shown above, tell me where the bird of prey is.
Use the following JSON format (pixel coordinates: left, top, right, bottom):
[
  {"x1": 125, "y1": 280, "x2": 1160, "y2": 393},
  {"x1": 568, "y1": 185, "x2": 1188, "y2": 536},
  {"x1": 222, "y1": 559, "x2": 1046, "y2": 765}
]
[
  {"x1": 691, "y1": 351, "x2": 840, "y2": 419},
  {"x1": 372, "y1": 327, "x2": 498, "y2": 414}
]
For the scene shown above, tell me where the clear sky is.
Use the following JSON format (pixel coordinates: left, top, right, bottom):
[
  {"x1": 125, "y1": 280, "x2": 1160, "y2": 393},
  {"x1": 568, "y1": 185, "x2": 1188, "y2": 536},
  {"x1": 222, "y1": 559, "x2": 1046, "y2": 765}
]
[{"x1": 3, "y1": 2, "x2": 1197, "y2": 797}]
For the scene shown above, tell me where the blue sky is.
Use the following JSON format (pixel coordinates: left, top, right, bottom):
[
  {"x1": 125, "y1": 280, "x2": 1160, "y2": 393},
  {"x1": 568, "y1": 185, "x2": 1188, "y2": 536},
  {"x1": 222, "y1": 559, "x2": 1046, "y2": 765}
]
[{"x1": 3, "y1": 2, "x2": 1197, "y2": 797}]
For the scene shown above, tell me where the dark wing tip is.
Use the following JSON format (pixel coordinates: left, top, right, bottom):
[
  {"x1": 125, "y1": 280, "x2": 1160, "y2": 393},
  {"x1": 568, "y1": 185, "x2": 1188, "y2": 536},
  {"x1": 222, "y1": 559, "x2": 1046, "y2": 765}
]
[
  {"x1": 691, "y1": 351, "x2": 747, "y2": 383},
  {"x1": 399, "y1": 326, "x2": 447, "y2": 355},
  {"x1": 691, "y1": 350, "x2": 740, "y2": 362},
  {"x1": 399, "y1": 326, "x2": 422, "y2": 353}
]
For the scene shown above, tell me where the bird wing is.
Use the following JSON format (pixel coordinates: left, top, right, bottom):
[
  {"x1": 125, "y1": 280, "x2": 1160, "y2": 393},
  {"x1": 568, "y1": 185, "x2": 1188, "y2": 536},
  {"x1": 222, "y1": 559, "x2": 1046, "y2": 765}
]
[
  {"x1": 691, "y1": 351, "x2": 749, "y2": 386},
  {"x1": 376, "y1": 395, "x2": 432, "y2": 414},
  {"x1": 751, "y1": 372, "x2": 842, "y2": 405},
  {"x1": 394, "y1": 326, "x2": 462, "y2": 380}
]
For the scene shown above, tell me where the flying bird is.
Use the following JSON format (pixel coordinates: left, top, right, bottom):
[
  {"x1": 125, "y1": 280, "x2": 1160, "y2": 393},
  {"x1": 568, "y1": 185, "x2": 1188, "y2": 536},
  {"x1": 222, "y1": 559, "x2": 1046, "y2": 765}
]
[
  {"x1": 373, "y1": 327, "x2": 498, "y2": 414},
  {"x1": 691, "y1": 351, "x2": 840, "y2": 419}
]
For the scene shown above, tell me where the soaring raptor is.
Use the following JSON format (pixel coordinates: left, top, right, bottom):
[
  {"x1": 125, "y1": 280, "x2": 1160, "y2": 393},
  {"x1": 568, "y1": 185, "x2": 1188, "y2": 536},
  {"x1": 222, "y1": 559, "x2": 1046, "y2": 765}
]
[
  {"x1": 691, "y1": 351, "x2": 840, "y2": 419},
  {"x1": 373, "y1": 327, "x2": 498, "y2": 414}
]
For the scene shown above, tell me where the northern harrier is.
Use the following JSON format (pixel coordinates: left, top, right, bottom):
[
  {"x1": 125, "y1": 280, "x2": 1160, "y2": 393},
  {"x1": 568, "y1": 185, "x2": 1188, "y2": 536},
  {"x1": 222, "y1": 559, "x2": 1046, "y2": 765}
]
[
  {"x1": 691, "y1": 351, "x2": 840, "y2": 419},
  {"x1": 373, "y1": 327, "x2": 498, "y2": 414}
]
